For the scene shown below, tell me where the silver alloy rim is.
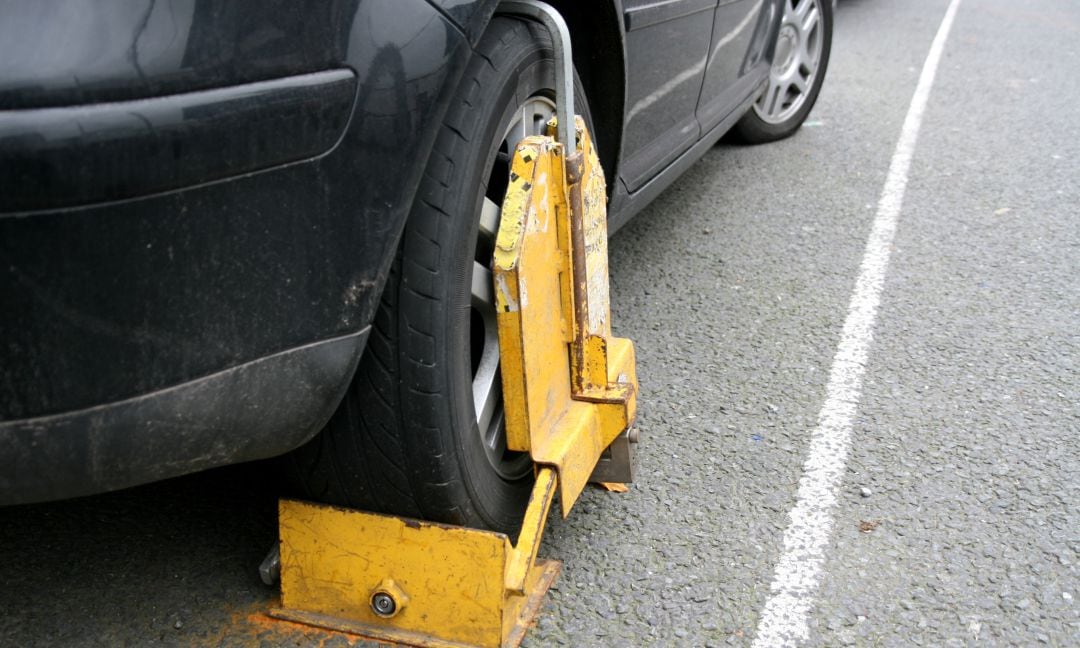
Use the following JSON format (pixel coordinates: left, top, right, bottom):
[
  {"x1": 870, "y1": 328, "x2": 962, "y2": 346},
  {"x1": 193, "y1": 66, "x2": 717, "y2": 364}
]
[
  {"x1": 753, "y1": 0, "x2": 824, "y2": 124},
  {"x1": 470, "y1": 96, "x2": 556, "y2": 480}
]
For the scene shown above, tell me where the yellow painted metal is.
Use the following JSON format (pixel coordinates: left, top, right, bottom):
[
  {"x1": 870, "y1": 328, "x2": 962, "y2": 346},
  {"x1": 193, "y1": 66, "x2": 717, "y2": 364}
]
[
  {"x1": 504, "y1": 466, "x2": 557, "y2": 594},
  {"x1": 270, "y1": 118, "x2": 638, "y2": 648},
  {"x1": 494, "y1": 116, "x2": 638, "y2": 516},
  {"x1": 272, "y1": 492, "x2": 559, "y2": 648}
]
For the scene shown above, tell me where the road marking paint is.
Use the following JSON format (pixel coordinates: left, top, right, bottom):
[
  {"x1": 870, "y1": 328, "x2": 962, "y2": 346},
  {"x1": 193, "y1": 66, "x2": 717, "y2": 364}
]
[{"x1": 751, "y1": 1, "x2": 963, "y2": 645}]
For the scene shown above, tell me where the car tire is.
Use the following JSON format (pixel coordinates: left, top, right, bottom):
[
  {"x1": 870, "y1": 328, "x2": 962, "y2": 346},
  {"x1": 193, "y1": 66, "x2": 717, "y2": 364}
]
[
  {"x1": 288, "y1": 17, "x2": 591, "y2": 535},
  {"x1": 734, "y1": 0, "x2": 833, "y2": 143}
]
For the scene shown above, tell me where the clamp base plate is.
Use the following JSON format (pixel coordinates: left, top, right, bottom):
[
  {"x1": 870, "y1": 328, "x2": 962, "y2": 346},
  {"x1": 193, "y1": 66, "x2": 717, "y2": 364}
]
[{"x1": 270, "y1": 499, "x2": 560, "y2": 648}]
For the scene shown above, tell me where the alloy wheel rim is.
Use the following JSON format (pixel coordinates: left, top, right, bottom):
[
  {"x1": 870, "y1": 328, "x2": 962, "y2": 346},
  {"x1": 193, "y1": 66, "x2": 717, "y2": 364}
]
[
  {"x1": 753, "y1": 0, "x2": 824, "y2": 124},
  {"x1": 469, "y1": 96, "x2": 556, "y2": 480}
]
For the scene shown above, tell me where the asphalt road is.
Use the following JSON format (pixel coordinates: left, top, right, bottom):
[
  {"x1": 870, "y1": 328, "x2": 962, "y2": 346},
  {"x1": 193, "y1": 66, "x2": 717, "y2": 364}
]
[{"x1": 1, "y1": 0, "x2": 1077, "y2": 646}]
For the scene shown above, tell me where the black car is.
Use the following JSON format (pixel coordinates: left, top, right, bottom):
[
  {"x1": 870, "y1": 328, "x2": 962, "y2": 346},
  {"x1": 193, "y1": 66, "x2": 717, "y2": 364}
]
[{"x1": 0, "y1": 0, "x2": 831, "y2": 533}]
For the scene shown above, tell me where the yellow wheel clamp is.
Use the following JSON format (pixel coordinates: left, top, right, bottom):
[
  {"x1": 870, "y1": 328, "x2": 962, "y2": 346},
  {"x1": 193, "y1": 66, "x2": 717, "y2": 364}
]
[{"x1": 268, "y1": 5, "x2": 638, "y2": 646}]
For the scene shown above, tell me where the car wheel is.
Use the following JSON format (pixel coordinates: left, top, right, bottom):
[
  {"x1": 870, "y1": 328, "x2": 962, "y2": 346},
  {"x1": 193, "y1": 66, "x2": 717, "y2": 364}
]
[
  {"x1": 734, "y1": 0, "x2": 833, "y2": 143},
  {"x1": 288, "y1": 17, "x2": 591, "y2": 534}
]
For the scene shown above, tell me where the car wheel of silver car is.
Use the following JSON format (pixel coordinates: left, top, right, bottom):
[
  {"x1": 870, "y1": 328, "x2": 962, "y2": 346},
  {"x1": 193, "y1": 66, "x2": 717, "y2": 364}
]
[
  {"x1": 734, "y1": 0, "x2": 833, "y2": 143},
  {"x1": 288, "y1": 17, "x2": 591, "y2": 535}
]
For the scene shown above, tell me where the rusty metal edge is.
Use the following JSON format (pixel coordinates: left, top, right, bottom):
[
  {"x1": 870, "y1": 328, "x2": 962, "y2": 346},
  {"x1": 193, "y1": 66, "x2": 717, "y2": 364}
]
[
  {"x1": 502, "y1": 559, "x2": 562, "y2": 648},
  {"x1": 267, "y1": 607, "x2": 477, "y2": 648}
]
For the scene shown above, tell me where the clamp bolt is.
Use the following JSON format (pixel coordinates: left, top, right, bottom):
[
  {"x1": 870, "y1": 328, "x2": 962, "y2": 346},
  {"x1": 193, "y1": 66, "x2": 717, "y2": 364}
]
[
  {"x1": 371, "y1": 592, "x2": 396, "y2": 617},
  {"x1": 369, "y1": 579, "x2": 409, "y2": 618}
]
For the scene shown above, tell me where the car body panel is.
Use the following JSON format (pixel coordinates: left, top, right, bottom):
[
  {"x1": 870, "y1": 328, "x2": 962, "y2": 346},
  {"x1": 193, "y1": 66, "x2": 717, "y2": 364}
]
[
  {"x1": 696, "y1": 0, "x2": 779, "y2": 133},
  {"x1": 618, "y1": 0, "x2": 713, "y2": 192},
  {"x1": 0, "y1": 69, "x2": 358, "y2": 212},
  {"x1": 608, "y1": 0, "x2": 780, "y2": 230},
  {"x1": 0, "y1": 0, "x2": 358, "y2": 110}
]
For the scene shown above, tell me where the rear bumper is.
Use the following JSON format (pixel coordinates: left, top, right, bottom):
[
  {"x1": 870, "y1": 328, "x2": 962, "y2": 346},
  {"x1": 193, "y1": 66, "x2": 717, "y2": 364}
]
[{"x1": 0, "y1": 329, "x2": 368, "y2": 506}]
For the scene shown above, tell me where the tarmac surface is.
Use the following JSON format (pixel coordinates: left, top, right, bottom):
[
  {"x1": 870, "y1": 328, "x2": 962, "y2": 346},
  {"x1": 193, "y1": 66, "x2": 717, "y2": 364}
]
[{"x1": 1, "y1": 0, "x2": 1077, "y2": 646}]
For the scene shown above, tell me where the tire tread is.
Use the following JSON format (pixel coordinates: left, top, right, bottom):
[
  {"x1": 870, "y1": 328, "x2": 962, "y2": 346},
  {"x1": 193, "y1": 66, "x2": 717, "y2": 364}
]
[{"x1": 289, "y1": 18, "x2": 559, "y2": 532}]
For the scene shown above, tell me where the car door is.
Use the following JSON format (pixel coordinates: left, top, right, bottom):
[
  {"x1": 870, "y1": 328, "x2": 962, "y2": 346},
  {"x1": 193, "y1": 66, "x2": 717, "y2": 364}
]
[
  {"x1": 619, "y1": 0, "x2": 716, "y2": 194},
  {"x1": 696, "y1": 0, "x2": 781, "y2": 133}
]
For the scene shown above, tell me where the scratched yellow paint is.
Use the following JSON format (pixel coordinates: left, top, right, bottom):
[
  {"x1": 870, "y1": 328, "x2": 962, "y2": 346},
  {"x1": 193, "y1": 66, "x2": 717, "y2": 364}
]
[
  {"x1": 494, "y1": 117, "x2": 638, "y2": 516},
  {"x1": 274, "y1": 498, "x2": 560, "y2": 648}
]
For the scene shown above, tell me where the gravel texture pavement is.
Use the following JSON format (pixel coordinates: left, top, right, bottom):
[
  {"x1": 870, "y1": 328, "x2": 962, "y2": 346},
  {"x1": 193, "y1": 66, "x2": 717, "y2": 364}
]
[{"x1": 1, "y1": 0, "x2": 1076, "y2": 646}]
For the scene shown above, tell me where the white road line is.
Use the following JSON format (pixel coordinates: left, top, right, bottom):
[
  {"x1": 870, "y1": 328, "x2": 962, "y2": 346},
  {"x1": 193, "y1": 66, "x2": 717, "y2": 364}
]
[{"x1": 751, "y1": 1, "x2": 964, "y2": 645}]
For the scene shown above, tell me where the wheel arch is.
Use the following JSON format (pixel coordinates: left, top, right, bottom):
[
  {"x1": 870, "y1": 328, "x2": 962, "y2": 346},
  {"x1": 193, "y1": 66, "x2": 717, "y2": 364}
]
[{"x1": 487, "y1": 1, "x2": 626, "y2": 196}]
